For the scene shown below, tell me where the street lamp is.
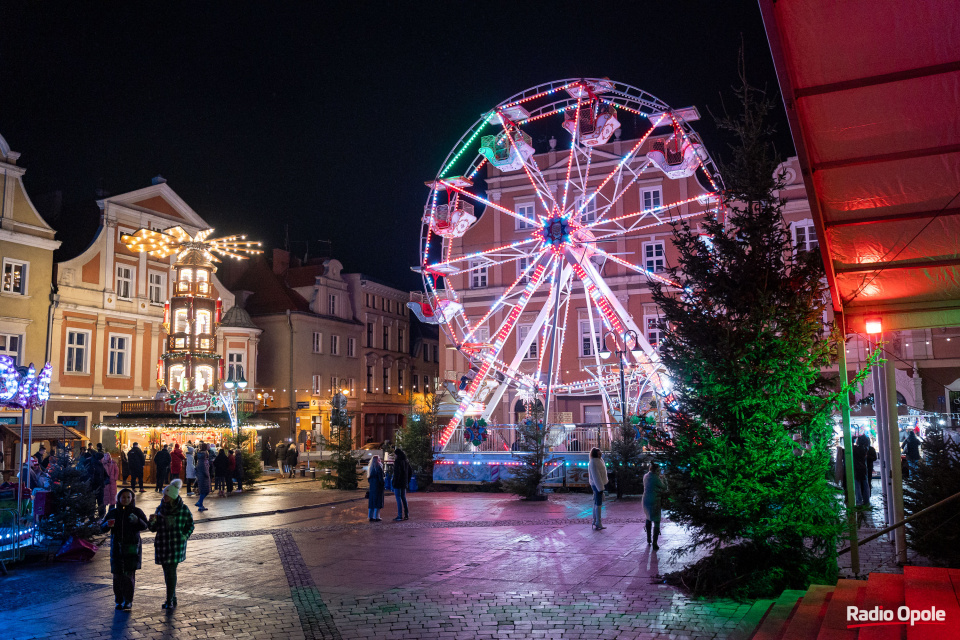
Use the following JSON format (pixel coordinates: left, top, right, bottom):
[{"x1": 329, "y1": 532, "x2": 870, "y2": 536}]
[
  {"x1": 222, "y1": 364, "x2": 248, "y2": 449},
  {"x1": 600, "y1": 329, "x2": 644, "y2": 435}
]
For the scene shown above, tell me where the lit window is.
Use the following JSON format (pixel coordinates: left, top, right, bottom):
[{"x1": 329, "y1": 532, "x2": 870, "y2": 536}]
[
  {"x1": 168, "y1": 365, "x2": 185, "y2": 390},
  {"x1": 195, "y1": 366, "x2": 213, "y2": 391},
  {"x1": 576, "y1": 196, "x2": 597, "y2": 224},
  {"x1": 470, "y1": 262, "x2": 488, "y2": 288},
  {"x1": 116, "y1": 265, "x2": 133, "y2": 299},
  {"x1": 423, "y1": 375, "x2": 430, "y2": 393},
  {"x1": 175, "y1": 309, "x2": 190, "y2": 334},
  {"x1": 642, "y1": 187, "x2": 662, "y2": 211},
  {"x1": 644, "y1": 316, "x2": 662, "y2": 349},
  {"x1": 108, "y1": 335, "x2": 129, "y2": 376},
  {"x1": 196, "y1": 310, "x2": 211, "y2": 335},
  {"x1": 347, "y1": 337, "x2": 356, "y2": 357},
  {"x1": 2, "y1": 260, "x2": 28, "y2": 295},
  {"x1": 518, "y1": 324, "x2": 538, "y2": 360},
  {"x1": 148, "y1": 272, "x2": 165, "y2": 304},
  {"x1": 346, "y1": 377, "x2": 356, "y2": 396},
  {"x1": 516, "y1": 202, "x2": 536, "y2": 230},
  {"x1": 180, "y1": 269, "x2": 193, "y2": 283},
  {"x1": 0, "y1": 334, "x2": 22, "y2": 366},
  {"x1": 643, "y1": 241, "x2": 665, "y2": 273},
  {"x1": 66, "y1": 330, "x2": 89, "y2": 373}
]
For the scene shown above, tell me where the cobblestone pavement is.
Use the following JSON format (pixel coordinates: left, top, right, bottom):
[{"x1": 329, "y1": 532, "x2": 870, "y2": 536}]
[{"x1": 3, "y1": 484, "x2": 901, "y2": 640}]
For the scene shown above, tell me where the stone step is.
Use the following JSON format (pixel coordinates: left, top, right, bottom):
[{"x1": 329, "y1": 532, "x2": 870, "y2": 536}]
[
  {"x1": 782, "y1": 585, "x2": 834, "y2": 640},
  {"x1": 752, "y1": 589, "x2": 807, "y2": 640},
  {"x1": 859, "y1": 572, "x2": 905, "y2": 640},
  {"x1": 816, "y1": 578, "x2": 866, "y2": 640},
  {"x1": 729, "y1": 599, "x2": 776, "y2": 640},
  {"x1": 903, "y1": 566, "x2": 960, "y2": 640}
]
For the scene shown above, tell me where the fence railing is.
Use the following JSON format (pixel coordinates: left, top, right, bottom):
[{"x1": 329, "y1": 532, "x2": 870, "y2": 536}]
[
  {"x1": 0, "y1": 508, "x2": 23, "y2": 574},
  {"x1": 438, "y1": 424, "x2": 619, "y2": 453}
]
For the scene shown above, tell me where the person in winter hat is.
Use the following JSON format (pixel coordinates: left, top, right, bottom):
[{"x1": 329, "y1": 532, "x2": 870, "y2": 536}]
[
  {"x1": 170, "y1": 444, "x2": 186, "y2": 480},
  {"x1": 102, "y1": 452, "x2": 120, "y2": 508},
  {"x1": 184, "y1": 445, "x2": 196, "y2": 496},
  {"x1": 194, "y1": 443, "x2": 211, "y2": 511},
  {"x1": 148, "y1": 479, "x2": 194, "y2": 609},
  {"x1": 101, "y1": 488, "x2": 149, "y2": 610},
  {"x1": 587, "y1": 448, "x2": 608, "y2": 530},
  {"x1": 642, "y1": 462, "x2": 669, "y2": 549}
]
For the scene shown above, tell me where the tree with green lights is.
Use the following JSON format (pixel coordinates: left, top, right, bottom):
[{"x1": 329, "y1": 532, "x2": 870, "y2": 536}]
[
  {"x1": 607, "y1": 415, "x2": 649, "y2": 497},
  {"x1": 649, "y1": 69, "x2": 849, "y2": 598}
]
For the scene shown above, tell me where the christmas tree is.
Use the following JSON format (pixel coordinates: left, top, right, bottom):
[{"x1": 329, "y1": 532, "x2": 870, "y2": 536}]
[
  {"x1": 903, "y1": 428, "x2": 960, "y2": 566},
  {"x1": 37, "y1": 451, "x2": 101, "y2": 542},
  {"x1": 331, "y1": 401, "x2": 358, "y2": 490},
  {"x1": 502, "y1": 397, "x2": 552, "y2": 500},
  {"x1": 397, "y1": 382, "x2": 442, "y2": 481},
  {"x1": 606, "y1": 415, "x2": 647, "y2": 497},
  {"x1": 649, "y1": 67, "x2": 850, "y2": 598}
]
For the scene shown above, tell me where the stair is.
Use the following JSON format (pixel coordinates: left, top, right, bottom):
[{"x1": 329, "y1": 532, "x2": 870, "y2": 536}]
[{"x1": 736, "y1": 567, "x2": 960, "y2": 640}]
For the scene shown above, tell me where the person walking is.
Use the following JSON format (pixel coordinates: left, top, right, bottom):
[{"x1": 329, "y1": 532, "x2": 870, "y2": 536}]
[
  {"x1": 901, "y1": 429, "x2": 923, "y2": 477},
  {"x1": 367, "y1": 455, "x2": 385, "y2": 521},
  {"x1": 392, "y1": 447, "x2": 411, "y2": 521},
  {"x1": 102, "y1": 452, "x2": 120, "y2": 510},
  {"x1": 233, "y1": 448, "x2": 244, "y2": 492},
  {"x1": 853, "y1": 433, "x2": 870, "y2": 506},
  {"x1": 148, "y1": 479, "x2": 194, "y2": 609},
  {"x1": 119, "y1": 449, "x2": 129, "y2": 487},
  {"x1": 127, "y1": 443, "x2": 146, "y2": 493},
  {"x1": 226, "y1": 450, "x2": 236, "y2": 493},
  {"x1": 213, "y1": 448, "x2": 229, "y2": 497},
  {"x1": 154, "y1": 445, "x2": 172, "y2": 493},
  {"x1": 100, "y1": 488, "x2": 149, "y2": 611},
  {"x1": 285, "y1": 444, "x2": 299, "y2": 479},
  {"x1": 194, "y1": 444, "x2": 211, "y2": 512},
  {"x1": 184, "y1": 445, "x2": 196, "y2": 496},
  {"x1": 642, "y1": 462, "x2": 669, "y2": 549},
  {"x1": 587, "y1": 447, "x2": 608, "y2": 530},
  {"x1": 170, "y1": 444, "x2": 186, "y2": 482},
  {"x1": 276, "y1": 441, "x2": 288, "y2": 474}
]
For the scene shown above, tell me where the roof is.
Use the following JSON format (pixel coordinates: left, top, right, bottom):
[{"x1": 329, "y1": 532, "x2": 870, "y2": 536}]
[
  {"x1": 1, "y1": 424, "x2": 88, "y2": 442},
  {"x1": 220, "y1": 305, "x2": 259, "y2": 329},
  {"x1": 760, "y1": 0, "x2": 960, "y2": 332},
  {"x1": 229, "y1": 256, "x2": 310, "y2": 314}
]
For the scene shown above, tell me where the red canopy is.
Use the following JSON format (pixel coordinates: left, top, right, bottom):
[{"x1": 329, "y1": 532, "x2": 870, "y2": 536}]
[{"x1": 760, "y1": 0, "x2": 960, "y2": 332}]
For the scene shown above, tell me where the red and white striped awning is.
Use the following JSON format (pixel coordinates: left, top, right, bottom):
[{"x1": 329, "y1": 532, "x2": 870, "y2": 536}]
[{"x1": 760, "y1": 0, "x2": 960, "y2": 332}]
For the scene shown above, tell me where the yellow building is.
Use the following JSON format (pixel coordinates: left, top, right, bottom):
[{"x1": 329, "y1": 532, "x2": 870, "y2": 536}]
[{"x1": 0, "y1": 133, "x2": 61, "y2": 469}]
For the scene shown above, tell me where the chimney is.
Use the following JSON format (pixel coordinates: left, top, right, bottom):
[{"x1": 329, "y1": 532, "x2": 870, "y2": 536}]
[
  {"x1": 273, "y1": 248, "x2": 290, "y2": 276},
  {"x1": 151, "y1": 175, "x2": 167, "y2": 185}
]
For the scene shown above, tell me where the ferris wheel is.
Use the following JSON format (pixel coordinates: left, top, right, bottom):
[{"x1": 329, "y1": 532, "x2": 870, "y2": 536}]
[{"x1": 413, "y1": 78, "x2": 724, "y2": 448}]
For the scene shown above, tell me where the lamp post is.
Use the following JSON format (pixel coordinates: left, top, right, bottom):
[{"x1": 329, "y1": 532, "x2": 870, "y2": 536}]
[
  {"x1": 222, "y1": 364, "x2": 248, "y2": 448},
  {"x1": 599, "y1": 329, "x2": 644, "y2": 438}
]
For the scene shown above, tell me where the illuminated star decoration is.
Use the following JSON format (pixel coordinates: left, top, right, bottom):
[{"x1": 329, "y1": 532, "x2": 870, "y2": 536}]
[{"x1": 120, "y1": 226, "x2": 263, "y2": 262}]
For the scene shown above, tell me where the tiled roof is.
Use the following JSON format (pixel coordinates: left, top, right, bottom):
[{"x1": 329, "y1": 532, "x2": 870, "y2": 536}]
[{"x1": 230, "y1": 257, "x2": 310, "y2": 314}]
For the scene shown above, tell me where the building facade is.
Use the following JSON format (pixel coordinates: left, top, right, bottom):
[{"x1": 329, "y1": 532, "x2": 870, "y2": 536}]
[{"x1": 45, "y1": 180, "x2": 257, "y2": 447}]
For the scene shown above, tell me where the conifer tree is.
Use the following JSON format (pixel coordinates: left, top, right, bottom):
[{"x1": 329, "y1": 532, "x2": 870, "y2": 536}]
[
  {"x1": 38, "y1": 451, "x2": 100, "y2": 542},
  {"x1": 331, "y1": 403, "x2": 359, "y2": 490},
  {"x1": 649, "y1": 68, "x2": 847, "y2": 597},
  {"x1": 397, "y1": 384, "x2": 441, "y2": 479},
  {"x1": 503, "y1": 398, "x2": 552, "y2": 499},
  {"x1": 903, "y1": 428, "x2": 960, "y2": 566}
]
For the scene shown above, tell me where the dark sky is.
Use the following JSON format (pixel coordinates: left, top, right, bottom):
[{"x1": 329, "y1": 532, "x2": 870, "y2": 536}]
[{"x1": 0, "y1": 1, "x2": 791, "y2": 290}]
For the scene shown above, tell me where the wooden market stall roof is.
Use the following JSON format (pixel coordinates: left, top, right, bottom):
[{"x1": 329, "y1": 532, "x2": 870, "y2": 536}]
[
  {"x1": 759, "y1": 0, "x2": 960, "y2": 332},
  {"x1": 1, "y1": 424, "x2": 88, "y2": 443}
]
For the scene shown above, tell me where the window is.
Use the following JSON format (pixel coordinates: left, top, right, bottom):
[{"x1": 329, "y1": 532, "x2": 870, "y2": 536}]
[
  {"x1": 398, "y1": 328, "x2": 405, "y2": 353},
  {"x1": 179, "y1": 268, "x2": 193, "y2": 283},
  {"x1": 518, "y1": 324, "x2": 538, "y2": 360},
  {"x1": 227, "y1": 352, "x2": 244, "y2": 380},
  {"x1": 330, "y1": 334, "x2": 340, "y2": 356},
  {"x1": 347, "y1": 337, "x2": 356, "y2": 357},
  {"x1": 517, "y1": 256, "x2": 531, "y2": 284},
  {"x1": 328, "y1": 294, "x2": 338, "y2": 316},
  {"x1": 312, "y1": 374, "x2": 322, "y2": 395},
  {"x1": 108, "y1": 335, "x2": 129, "y2": 376},
  {"x1": 0, "y1": 334, "x2": 22, "y2": 365},
  {"x1": 382, "y1": 366, "x2": 390, "y2": 393},
  {"x1": 115, "y1": 264, "x2": 133, "y2": 299},
  {"x1": 423, "y1": 344, "x2": 429, "y2": 362},
  {"x1": 476, "y1": 327, "x2": 490, "y2": 344},
  {"x1": 381, "y1": 298, "x2": 386, "y2": 311},
  {"x1": 433, "y1": 344, "x2": 439, "y2": 363},
  {"x1": 195, "y1": 365, "x2": 213, "y2": 391},
  {"x1": 793, "y1": 222, "x2": 819, "y2": 252},
  {"x1": 576, "y1": 196, "x2": 597, "y2": 224},
  {"x1": 329, "y1": 376, "x2": 339, "y2": 394},
  {"x1": 366, "y1": 366, "x2": 374, "y2": 393},
  {"x1": 66, "y1": 330, "x2": 90, "y2": 373},
  {"x1": 412, "y1": 374, "x2": 419, "y2": 393},
  {"x1": 367, "y1": 323, "x2": 374, "y2": 348},
  {"x1": 470, "y1": 261, "x2": 487, "y2": 288},
  {"x1": 515, "y1": 201, "x2": 536, "y2": 230},
  {"x1": 312, "y1": 332, "x2": 322, "y2": 354},
  {"x1": 346, "y1": 377, "x2": 356, "y2": 396},
  {"x1": 382, "y1": 326, "x2": 390, "y2": 351},
  {"x1": 641, "y1": 187, "x2": 662, "y2": 211},
  {"x1": 2, "y1": 260, "x2": 28, "y2": 295},
  {"x1": 645, "y1": 316, "x2": 662, "y2": 348},
  {"x1": 643, "y1": 241, "x2": 665, "y2": 273},
  {"x1": 423, "y1": 375, "x2": 430, "y2": 393},
  {"x1": 196, "y1": 269, "x2": 209, "y2": 282},
  {"x1": 148, "y1": 272, "x2": 165, "y2": 304},
  {"x1": 579, "y1": 320, "x2": 600, "y2": 357},
  {"x1": 196, "y1": 310, "x2": 211, "y2": 335},
  {"x1": 398, "y1": 370, "x2": 404, "y2": 395}
]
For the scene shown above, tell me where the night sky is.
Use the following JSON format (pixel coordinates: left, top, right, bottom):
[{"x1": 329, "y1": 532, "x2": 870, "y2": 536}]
[{"x1": 0, "y1": 1, "x2": 791, "y2": 290}]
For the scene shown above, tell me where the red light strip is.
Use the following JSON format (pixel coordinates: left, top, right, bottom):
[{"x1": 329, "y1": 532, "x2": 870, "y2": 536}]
[
  {"x1": 560, "y1": 98, "x2": 581, "y2": 214},
  {"x1": 591, "y1": 207, "x2": 719, "y2": 242},
  {"x1": 499, "y1": 81, "x2": 579, "y2": 110},
  {"x1": 463, "y1": 248, "x2": 548, "y2": 341},
  {"x1": 584, "y1": 195, "x2": 715, "y2": 231},
  {"x1": 590, "y1": 246, "x2": 679, "y2": 287},
  {"x1": 428, "y1": 237, "x2": 539, "y2": 270},
  {"x1": 570, "y1": 262, "x2": 625, "y2": 334},
  {"x1": 500, "y1": 121, "x2": 554, "y2": 214},
  {"x1": 441, "y1": 181, "x2": 538, "y2": 228}
]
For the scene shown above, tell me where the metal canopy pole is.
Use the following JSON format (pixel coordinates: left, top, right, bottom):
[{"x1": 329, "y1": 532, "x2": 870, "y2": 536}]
[
  {"x1": 871, "y1": 338, "x2": 891, "y2": 526},
  {"x1": 837, "y1": 327, "x2": 859, "y2": 574},
  {"x1": 883, "y1": 349, "x2": 907, "y2": 562}
]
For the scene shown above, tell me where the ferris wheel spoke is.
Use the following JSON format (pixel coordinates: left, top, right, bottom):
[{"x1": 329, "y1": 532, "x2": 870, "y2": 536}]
[
  {"x1": 590, "y1": 205, "x2": 720, "y2": 243},
  {"x1": 500, "y1": 122, "x2": 556, "y2": 212},
  {"x1": 589, "y1": 246, "x2": 679, "y2": 287},
  {"x1": 559, "y1": 98, "x2": 583, "y2": 214},
  {"x1": 441, "y1": 182, "x2": 539, "y2": 228},
  {"x1": 427, "y1": 237, "x2": 541, "y2": 271},
  {"x1": 585, "y1": 194, "x2": 718, "y2": 233}
]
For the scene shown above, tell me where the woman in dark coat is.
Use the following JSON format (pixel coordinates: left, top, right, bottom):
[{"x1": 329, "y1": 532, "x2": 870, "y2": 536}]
[
  {"x1": 285, "y1": 445, "x2": 299, "y2": 478},
  {"x1": 213, "y1": 449, "x2": 230, "y2": 497},
  {"x1": 119, "y1": 449, "x2": 130, "y2": 486},
  {"x1": 392, "y1": 448, "x2": 411, "y2": 521},
  {"x1": 148, "y1": 479, "x2": 194, "y2": 609},
  {"x1": 367, "y1": 455, "x2": 385, "y2": 521},
  {"x1": 194, "y1": 443, "x2": 211, "y2": 511},
  {"x1": 100, "y1": 488, "x2": 149, "y2": 610}
]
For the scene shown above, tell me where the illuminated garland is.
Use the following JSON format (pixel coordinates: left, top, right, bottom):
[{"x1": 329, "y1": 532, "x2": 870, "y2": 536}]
[{"x1": 0, "y1": 357, "x2": 53, "y2": 409}]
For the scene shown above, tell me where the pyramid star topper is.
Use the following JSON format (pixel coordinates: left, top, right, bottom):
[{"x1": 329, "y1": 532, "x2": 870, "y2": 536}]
[{"x1": 121, "y1": 226, "x2": 263, "y2": 262}]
